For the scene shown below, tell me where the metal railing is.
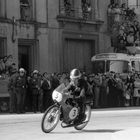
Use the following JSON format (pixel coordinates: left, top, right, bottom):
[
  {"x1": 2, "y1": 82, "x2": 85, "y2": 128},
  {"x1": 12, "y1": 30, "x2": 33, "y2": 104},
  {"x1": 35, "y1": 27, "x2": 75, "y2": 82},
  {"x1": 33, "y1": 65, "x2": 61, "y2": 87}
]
[{"x1": 59, "y1": 5, "x2": 93, "y2": 21}]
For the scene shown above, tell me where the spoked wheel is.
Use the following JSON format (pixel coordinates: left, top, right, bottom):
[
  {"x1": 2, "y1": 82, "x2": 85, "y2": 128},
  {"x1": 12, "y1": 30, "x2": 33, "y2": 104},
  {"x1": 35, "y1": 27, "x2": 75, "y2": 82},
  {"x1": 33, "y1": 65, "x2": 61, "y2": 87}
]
[
  {"x1": 41, "y1": 105, "x2": 60, "y2": 133},
  {"x1": 74, "y1": 105, "x2": 91, "y2": 130}
]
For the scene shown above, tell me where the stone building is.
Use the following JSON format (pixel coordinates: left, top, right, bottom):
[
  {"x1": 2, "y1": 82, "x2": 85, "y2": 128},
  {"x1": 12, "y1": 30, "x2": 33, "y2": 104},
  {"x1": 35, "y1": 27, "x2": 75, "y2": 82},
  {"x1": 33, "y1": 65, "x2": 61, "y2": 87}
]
[
  {"x1": 0, "y1": 0, "x2": 111, "y2": 75},
  {"x1": 1, "y1": 0, "x2": 140, "y2": 74}
]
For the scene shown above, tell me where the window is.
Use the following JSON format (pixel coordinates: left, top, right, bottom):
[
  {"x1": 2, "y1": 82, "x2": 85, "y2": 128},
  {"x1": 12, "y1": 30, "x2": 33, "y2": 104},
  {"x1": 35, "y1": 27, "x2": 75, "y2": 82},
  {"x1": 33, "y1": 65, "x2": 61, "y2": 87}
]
[
  {"x1": 20, "y1": 0, "x2": 32, "y2": 21},
  {"x1": 0, "y1": 0, "x2": 6, "y2": 18},
  {"x1": 0, "y1": 38, "x2": 6, "y2": 58},
  {"x1": 107, "y1": 60, "x2": 129, "y2": 73},
  {"x1": 128, "y1": 0, "x2": 139, "y2": 8},
  {"x1": 110, "y1": 0, "x2": 128, "y2": 5},
  {"x1": 0, "y1": 38, "x2": 8, "y2": 75},
  {"x1": 62, "y1": 0, "x2": 75, "y2": 16},
  {"x1": 81, "y1": 0, "x2": 92, "y2": 19}
]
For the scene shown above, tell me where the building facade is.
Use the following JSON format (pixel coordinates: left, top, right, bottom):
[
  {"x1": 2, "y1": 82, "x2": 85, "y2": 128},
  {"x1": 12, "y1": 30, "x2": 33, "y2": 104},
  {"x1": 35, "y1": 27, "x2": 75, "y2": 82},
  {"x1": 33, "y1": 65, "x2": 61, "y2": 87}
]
[
  {"x1": 0, "y1": 0, "x2": 48, "y2": 74},
  {"x1": 47, "y1": 0, "x2": 112, "y2": 73},
  {"x1": 1, "y1": 0, "x2": 140, "y2": 74},
  {"x1": 0, "y1": 0, "x2": 112, "y2": 75}
]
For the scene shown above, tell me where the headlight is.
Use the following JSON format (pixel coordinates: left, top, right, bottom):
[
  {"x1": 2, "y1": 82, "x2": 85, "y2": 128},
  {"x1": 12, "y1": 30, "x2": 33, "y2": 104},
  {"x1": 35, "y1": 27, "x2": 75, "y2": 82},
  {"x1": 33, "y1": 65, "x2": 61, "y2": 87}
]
[{"x1": 52, "y1": 90, "x2": 63, "y2": 102}]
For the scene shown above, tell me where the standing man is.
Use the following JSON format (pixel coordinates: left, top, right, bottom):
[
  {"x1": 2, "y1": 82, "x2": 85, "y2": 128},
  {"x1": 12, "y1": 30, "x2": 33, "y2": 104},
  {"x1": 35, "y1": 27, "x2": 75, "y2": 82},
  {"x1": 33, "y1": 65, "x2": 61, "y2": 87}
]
[
  {"x1": 8, "y1": 68, "x2": 18, "y2": 113},
  {"x1": 30, "y1": 70, "x2": 42, "y2": 113},
  {"x1": 15, "y1": 68, "x2": 27, "y2": 113},
  {"x1": 42, "y1": 73, "x2": 53, "y2": 110},
  {"x1": 108, "y1": 72, "x2": 118, "y2": 107},
  {"x1": 93, "y1": 74, "x2": 102, "y2": 108}
]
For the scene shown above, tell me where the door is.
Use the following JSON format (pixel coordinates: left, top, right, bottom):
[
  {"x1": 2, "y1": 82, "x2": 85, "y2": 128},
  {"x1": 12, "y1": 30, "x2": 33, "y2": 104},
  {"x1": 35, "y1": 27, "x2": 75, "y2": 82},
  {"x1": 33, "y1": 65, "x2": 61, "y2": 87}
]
[
  {"x1": 63, "y1": 39, "x2": 94, "y2": 73},
  {"x1": 18, "y1": 45, "x2": 31, "y2": 74},
  {"x1": 0, "y1": 38, "x2": 6, "y2": 58}
]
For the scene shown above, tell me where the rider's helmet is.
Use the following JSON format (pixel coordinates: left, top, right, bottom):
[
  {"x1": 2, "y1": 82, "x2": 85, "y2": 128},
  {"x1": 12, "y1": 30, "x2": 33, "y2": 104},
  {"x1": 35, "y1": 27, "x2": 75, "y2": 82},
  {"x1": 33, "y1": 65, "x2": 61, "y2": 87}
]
[{"x1": 70, "y1": 68, "x2": 81, "y2": 80}]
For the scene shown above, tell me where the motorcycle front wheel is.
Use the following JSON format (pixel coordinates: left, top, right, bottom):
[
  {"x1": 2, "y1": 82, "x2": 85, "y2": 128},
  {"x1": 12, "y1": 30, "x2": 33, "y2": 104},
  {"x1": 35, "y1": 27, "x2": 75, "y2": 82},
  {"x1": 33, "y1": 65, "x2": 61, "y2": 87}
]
[
  {"x1": 74, "y1": 105, "x2": 91, "y2": 130},
  {"x1": 41, "y1": 104, "x2": 60, "y2": 133}
]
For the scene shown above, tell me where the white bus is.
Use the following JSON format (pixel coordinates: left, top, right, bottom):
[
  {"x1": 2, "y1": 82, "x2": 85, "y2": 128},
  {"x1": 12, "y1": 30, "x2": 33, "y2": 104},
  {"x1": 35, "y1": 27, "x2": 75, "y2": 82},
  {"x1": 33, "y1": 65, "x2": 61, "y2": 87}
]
[{"x1": 91, "y1": 53, "x2": 130, "y2": 74}]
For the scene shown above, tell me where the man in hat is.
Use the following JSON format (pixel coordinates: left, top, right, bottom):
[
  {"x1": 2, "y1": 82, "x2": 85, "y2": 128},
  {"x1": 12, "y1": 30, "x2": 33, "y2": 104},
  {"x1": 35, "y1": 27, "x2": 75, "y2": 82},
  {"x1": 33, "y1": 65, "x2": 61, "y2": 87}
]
[
  {"x1": 8, "y1": 67, "x2": 18, "y2": 113},
  {"x1": 14, "y1": 68, "x2": 27, "y2": 113},
  {"x1": 30, "y1": 70, "x2": 42, "y2": 112}
]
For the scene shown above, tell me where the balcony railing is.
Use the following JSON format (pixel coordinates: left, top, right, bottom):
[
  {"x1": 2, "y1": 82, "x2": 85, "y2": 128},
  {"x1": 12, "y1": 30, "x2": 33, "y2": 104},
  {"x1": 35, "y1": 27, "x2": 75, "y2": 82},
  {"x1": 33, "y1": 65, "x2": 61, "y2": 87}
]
[{"x1": 59, "y1": 5, "x2": 92, "y2": 21}]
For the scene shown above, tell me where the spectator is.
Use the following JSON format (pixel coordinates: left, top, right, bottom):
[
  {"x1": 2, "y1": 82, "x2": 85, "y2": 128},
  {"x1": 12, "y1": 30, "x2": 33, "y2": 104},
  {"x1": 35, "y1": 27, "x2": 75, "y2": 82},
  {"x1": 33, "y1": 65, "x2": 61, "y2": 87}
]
[
  {"x1": 87, "y1": 74, "x2": 94, "y2": 107},
  {"x1": 121, "y1": 3, "x2": 127, "y2": 21},
  {"x1": 123, "y1": 82, "x2": 131, "y2": 106},
  {"x1": 107, "y1": 4, "x2": 115, "y2": 32},
  {"x1": 7, "y1": 68, "x2": 18, "y2": 113},
  {"x1": 52, "y1": 73, "x2": 60, "y2": 89},
  {"x1": 107, "y1": 72, "x2": 118, "y2": 107},
  {"x1": 113, "y1": 3, "x2": 121, "y2": 23},
  {"x1": 63, "y1": 76, "x2": 70, "y2": 87},
  {"x1": 25, "y1": 75, "x2": 32, "y2": 112},
  {"x1": 51, "y1": 73, "x2": 60, "y2": 90},
  {"x1": 9, "y1": 63, "x2": 16, "y2": 76},
  {"x1": 133, "y1": 20, "x2": 140, "y2": 38},
  {"x1": 117, "y1": 32, "x2": 127, "y2": 52},
  {"x1": 126, "y1": 31, "x2": 136, "y2": 46},
  {"x1": 93, "y1": 74, "x2": 102, "y2": 108},
  {"x1": 114, "y1": 73, "x2": 124, "y2": 107},
  {"x1": 30, "y1": 70, "x2": 42, "y2": 113},
  {"x1": 126, "y1": 72, "x2": 135, "y2": 106},
  {"x1": 133, "y1": 74, "x2": 140, "y2": 106},
  {"x1": 100, "y1": 74, "x2": 108, "y2": 108},
  {"x1": 15, "y1": 68, "x2": 27, "y2": 114},
  {"x1": 42, "y1": 73, "x2": 54, "y2": 110}
]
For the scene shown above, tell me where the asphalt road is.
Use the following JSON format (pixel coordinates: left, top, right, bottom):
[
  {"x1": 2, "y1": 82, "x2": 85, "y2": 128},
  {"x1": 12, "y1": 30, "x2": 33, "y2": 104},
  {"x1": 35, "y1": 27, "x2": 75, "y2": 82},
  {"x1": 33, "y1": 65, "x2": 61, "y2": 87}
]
[{"x1": 0, "y1": 108, "x2": 140, "y2": 140}]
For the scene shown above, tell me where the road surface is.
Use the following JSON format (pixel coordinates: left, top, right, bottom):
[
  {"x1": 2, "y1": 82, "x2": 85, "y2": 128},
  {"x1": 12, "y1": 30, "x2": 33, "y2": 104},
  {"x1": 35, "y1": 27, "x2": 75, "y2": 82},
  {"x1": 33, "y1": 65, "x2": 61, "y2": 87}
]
[{"x1": 0, "y1": 107, "x2": 140, "y2": 140}]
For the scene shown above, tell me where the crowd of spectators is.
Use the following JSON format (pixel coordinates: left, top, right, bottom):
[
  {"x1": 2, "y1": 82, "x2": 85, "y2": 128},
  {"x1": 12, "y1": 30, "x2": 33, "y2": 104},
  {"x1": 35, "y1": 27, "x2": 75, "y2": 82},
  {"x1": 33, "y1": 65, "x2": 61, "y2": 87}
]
[
  {"x1": 81, "y1": 71, "x2": 140, "y2": 108},
  {"x1": 7, "y1": 66, "x2": 140, "y2": 114},
  {"x1": 107, "y1": 3, "x2": 140, "y2": 53}
]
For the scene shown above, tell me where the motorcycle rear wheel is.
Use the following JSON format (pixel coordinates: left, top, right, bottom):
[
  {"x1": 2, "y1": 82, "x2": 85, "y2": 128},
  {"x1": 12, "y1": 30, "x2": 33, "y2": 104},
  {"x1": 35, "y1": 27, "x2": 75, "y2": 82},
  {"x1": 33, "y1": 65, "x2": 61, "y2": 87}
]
[
  {"x1": 41, "y1": 104, "x2": 60, "y2": 133},
  {"x1": 74, "y1": 105, "x2": 91, "y2": 130}
]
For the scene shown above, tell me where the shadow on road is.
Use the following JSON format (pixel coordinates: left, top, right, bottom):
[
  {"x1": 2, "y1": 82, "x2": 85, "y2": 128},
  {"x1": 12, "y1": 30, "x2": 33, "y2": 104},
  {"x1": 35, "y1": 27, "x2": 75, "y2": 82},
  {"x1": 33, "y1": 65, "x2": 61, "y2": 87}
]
[
  {"x1": 69, "y1": 129, "x2": 122, "y2": 134},
  {"x1": 48, "y1": 129, "x2": 123, "y2": 134}
]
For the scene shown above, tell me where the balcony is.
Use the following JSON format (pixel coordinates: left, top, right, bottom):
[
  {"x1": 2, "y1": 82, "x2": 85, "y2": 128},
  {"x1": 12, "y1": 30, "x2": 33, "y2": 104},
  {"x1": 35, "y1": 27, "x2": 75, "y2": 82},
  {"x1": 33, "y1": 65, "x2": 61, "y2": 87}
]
[
  {"x1": 20, "y1": 1, "x2": 32, "y2": 21},
  {"x1": 57, "y1": 3, "x2": 104, "y2": 26}
]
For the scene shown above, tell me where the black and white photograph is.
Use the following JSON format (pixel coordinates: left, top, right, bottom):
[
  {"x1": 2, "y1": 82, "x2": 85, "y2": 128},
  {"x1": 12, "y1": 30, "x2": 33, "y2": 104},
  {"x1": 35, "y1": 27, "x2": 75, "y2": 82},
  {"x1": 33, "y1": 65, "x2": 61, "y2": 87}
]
[{"x1": 0, "y1": 0, "x2": 140, "y2": 140}]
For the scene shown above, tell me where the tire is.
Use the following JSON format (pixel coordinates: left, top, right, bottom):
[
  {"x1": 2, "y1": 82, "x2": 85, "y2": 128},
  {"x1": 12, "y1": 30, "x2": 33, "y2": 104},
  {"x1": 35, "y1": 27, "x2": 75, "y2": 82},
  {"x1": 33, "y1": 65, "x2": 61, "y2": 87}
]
[
  {"x1": 74, "y1": 105, "x2": 91, "y2": 130},
  {"x1": 41, "y1": 105, "x2": 60, "y2": 133}
]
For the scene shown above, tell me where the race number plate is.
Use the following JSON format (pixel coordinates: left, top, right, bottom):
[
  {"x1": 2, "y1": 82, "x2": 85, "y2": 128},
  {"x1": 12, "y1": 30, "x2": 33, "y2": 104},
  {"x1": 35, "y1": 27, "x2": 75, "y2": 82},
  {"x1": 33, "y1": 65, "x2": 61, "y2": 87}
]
[{"x1": 69, "y1": 107, "x2": 78, "y2": 120}]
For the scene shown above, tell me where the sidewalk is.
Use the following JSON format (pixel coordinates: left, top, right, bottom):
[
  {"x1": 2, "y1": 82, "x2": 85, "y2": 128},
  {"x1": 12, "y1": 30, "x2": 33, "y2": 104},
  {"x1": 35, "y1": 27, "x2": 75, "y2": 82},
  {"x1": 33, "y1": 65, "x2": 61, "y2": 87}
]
[
  {"x1": 93, "y1": 106, "x2": 140, "y2": 111},
  {"x1": 1, "y1": 106, "x2": 140, "y2": 115},
  {"x1": 0, "y1": 113, "x2": 43, "y2": 125}
]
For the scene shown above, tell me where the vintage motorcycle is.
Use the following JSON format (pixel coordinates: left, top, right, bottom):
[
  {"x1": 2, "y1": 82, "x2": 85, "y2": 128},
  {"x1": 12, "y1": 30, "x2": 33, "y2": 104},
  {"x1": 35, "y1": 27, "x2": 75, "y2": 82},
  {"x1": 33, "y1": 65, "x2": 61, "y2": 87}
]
[{"x1": 41, "y1": 83, "x2": 92, "y2": 133}]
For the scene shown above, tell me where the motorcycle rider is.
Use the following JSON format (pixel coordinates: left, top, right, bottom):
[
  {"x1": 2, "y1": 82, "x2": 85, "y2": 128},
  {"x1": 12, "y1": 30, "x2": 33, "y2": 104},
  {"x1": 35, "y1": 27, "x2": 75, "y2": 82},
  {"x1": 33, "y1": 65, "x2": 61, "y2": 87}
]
[{"x1": 65, "y1": 68, "x2": 88, "y2": 123}]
